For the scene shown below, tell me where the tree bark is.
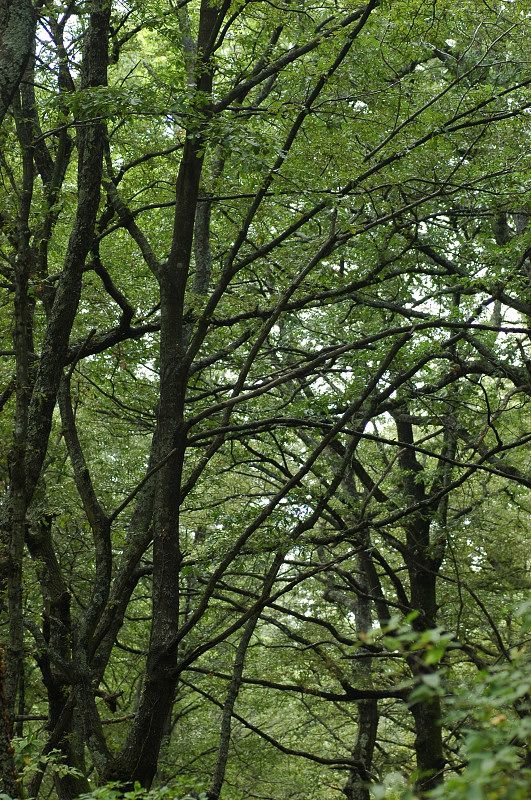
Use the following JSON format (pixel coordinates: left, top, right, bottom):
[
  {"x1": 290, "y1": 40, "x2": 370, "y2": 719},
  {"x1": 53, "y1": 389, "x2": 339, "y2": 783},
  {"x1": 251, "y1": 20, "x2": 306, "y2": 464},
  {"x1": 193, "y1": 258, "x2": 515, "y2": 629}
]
[
  {"x1": 395, "y1": 415, "x2": 446, "y2": 794},
  {"x1": 1, "y1": 0, "x2": 110, "y2": 790},
  {"x1": 26, "y1": 516, "x2": 91, "y2": 800},
  {"x1": 208, "y1": 555, "x2": 284, "y2": 800},
  {"x1": 0, "y1": 0, "x2": 36, "y2": 124},
  {"x1": 0, "y1": 645, "x2": 18, "y2": 797},
  {"x1": 343, "y1": 552, "x2": 379, "y2": 800},
  {"x1": 107, "y1": 3, "x2": 220, "y2": 786}
]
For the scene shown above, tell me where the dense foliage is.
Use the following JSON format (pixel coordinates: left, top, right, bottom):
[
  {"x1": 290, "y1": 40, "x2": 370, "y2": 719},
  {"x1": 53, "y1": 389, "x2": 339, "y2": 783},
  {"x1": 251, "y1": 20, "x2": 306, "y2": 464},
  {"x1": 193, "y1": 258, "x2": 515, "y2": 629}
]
[{"x1": 0, "y1": 1, "x2": 529, "y2": 799}]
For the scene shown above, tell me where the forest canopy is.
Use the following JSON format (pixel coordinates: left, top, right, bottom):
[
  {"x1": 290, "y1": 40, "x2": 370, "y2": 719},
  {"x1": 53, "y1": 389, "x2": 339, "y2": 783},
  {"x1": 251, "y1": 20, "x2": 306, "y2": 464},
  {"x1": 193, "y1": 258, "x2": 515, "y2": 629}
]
[{"x1": 0, "y1": 1, "x2": 530, "y2": 799}]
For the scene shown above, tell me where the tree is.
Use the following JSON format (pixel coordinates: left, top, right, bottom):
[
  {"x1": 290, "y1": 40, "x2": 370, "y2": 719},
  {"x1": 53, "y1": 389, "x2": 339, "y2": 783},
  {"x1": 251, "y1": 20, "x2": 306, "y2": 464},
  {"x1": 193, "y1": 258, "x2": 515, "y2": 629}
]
[
  {"x1": 0, "y1": 1, "x2": 529, "y2": 798},
  {"x1": 0, "y1": 0, "x2": 36, "y2": 125}
]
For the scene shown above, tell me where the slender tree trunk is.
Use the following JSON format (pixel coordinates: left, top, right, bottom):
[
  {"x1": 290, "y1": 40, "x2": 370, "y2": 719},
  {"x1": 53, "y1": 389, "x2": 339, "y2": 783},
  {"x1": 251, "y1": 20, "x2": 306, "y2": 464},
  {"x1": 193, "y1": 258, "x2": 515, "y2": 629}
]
[
  {"x1": 0, "y1": 0, "x2": 36, "y2": 124},
  {"x1": 343, "y1": 700, "x2": 379, "y2": 800},
  {"x1": 26, "y1": 516, "x2": 91, "y2": 800},
  {"x1": 395, "y1": 415, "x2": 446, "y2": 794},
  {"x1": 408, "y1": 563, "x2": 445, "y2": 795},
  {"x1": 0, "y1": 3, "x2": 111, "y2": 790},
  {"x1": 107, "y1": 137, "x2": 199, "y2": 788},
  {"x1": 0, "y1": 76, "x2": 36, "y2": 750},
  {"x1": 108, "y1": 5, "x2": 220, "y2": 785},
  {"x1": 409, "y1": 692, "x2": 445, "y2": 794},
  {"x1": 0, "y1": 645, "x2": 18, "y2": 797},
  {"x1": 208, "y1": 555, "x2": 284, "y2": 800},
  {"x1": 343, "y1": 552, "x2": 379, "y2": 800}
]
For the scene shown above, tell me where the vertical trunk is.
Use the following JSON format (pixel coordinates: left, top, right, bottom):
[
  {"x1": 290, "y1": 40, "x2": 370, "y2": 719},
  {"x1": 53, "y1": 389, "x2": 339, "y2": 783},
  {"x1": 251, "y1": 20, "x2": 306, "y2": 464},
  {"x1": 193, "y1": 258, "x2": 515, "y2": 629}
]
[
  {"x1": 108, "y1": 134, "x2": 200, "y2": 788},
  {"x1": 409, "y1": 693, "x2": 445, "y2": 795},
  {"x1": 343, "y1": 700, "x2": 379, "y2": 800},
  {"x1": 50, "y1": 708, "x2": 90, "y2": 800},
  {"x1": 208, "y1": 555, "x2": 284, "y2": 800},
  {"x1": 1, "y1": 0, "x2": 110, "y2": 731},
  {"x1": 21, "y1": 0, "x2": 110, "y2": 500},
  {"x1": 26, "y1": 517, "x2": 91, "y2": 800},
  {"x1": 408, "y1": 563, "x2": 445, "y2": 795},
  {"x1": 0, "y1": 3, "x2": 110, "y2": 789},
  {"x1": 395, "y1": 415, "x2": 445, "y2": 794},
  {"x1": 2, "y1": 79, "x2": 36, "y2": 736},
  {"x1": 0, "y1": 0, "x2": 36, "y2": 124},
  {"x1": 0, "y1": 645, "x2": 18, "y2": 797},
  {"x1": 108, "y1": 5, "x2": 220, "y2": 785},
  {"x1": 343, "y1": 552, "x2": 379, "y2": 800},
  {"x1": 193, "y1": 193, "x2": 212, "y2": 294}
]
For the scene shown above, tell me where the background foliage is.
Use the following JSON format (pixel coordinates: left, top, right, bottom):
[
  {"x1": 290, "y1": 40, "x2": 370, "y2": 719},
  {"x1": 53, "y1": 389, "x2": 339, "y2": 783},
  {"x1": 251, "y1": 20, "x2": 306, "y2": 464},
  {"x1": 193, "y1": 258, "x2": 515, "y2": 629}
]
[{"x1": 0, "y1": 1, "x2": 529, "y2": 799}]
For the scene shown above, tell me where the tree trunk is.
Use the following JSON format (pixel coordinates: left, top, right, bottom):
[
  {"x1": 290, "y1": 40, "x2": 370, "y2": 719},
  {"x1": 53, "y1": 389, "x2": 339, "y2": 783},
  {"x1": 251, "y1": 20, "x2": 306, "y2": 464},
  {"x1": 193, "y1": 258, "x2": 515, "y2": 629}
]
[
  {"x1": 0, "y1": 0, "x2": 36, "y2": 124},
  {"x1": 409, "y1": 693, "x2": 445, "y2": 795},
  {"x1": 107, "y1": 5, "x2": 219, "y2": 785},
  {"x1": 0, "y1": 645, "x2": 18, "y2": 798},
  {"x1": 343, "y1": 552, "x2": 379, "y2": 800},
  {"x1": 408, "y1": 563, "x2": 445, "y2": 794},
  {"x1": 395, "y1": 415, "x2": 445, "y2": 794}
]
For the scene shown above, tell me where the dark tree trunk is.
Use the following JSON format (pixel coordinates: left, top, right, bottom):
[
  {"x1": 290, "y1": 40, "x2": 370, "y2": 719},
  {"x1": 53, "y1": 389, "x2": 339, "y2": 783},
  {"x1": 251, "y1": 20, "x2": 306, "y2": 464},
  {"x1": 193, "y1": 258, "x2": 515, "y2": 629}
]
[
  {"x1": 107, "y1": 135, "x2": 201, "y2": 789},
  {"x1": 26, "y1": 517, "x2": 91, "y2": 800},
  {"x1": 395, "y1": 415, "x2": 446, "y2": 794},
  {"x1": 1, "y1": 2, "x2": 111, "y2": 791},
  {"x1": 107, "y1": 4, "x2": 220, "y2": 786},
  {"x1": 208, "y1": 555, "x2": 284, "y2": 800},
  {"x1": 407, "y1": 556, "x2": 445, "y2": 794},
  {"x1": 0, "y1": 0, "x2": 36, "y2": 124},
  {"x1": 343, "y1": 552, "x2": 379, "y2": 800},
  {"x1": 409, "y1": 693, "x2": 445, "y2": 794},
  {"x1": 0, "y1": 645, "x2": 18, "y2": 797}
]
